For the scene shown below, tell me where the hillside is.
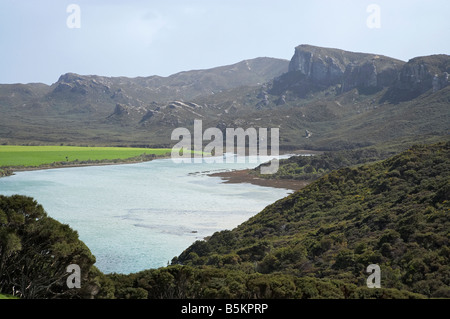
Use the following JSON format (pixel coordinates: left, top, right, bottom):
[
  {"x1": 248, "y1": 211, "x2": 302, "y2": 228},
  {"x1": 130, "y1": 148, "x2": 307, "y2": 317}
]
[
  {"x1": 252, "y1": 147, "x2": 393, "y2": 182},
  {"x1": 0, "y1": 195, "x2": 101, "y2": 299},
  {"x1": 0, "y1": 45, "x2": 448, "y2": 151},
  {"x1": 0, "y1": 57, "x2": 288, "y2": 146},
  {"x1": 160, "y1": 141, "x2": 449, "y2": 298}
]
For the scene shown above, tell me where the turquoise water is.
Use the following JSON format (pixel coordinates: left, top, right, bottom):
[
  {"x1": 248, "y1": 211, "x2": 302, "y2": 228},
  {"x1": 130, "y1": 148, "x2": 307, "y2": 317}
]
[{"x1": 0, "y1": 156, "x2": 292, "y2": 274}]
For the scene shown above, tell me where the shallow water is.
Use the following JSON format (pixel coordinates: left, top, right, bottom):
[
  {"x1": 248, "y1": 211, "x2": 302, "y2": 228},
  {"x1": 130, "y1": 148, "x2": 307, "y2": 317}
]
[{"x1": 0, "y1": 156, "x2": 292, "y2": 274}]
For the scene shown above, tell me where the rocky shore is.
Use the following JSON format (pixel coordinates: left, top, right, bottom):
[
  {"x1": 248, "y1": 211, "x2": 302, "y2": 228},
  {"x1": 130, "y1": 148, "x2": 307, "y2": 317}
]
[{"x1": 0, "y1": 168, "x2": 13, "y2": 178}]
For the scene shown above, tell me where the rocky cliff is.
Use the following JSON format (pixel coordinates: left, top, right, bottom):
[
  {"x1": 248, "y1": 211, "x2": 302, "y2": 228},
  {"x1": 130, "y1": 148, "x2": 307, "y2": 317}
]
[
  {"x1": 397, "y1": 55, "x2": 450, "y2": 93},
  {"x1": 287, "y1": 45, "x2": 349, "y2": 86},
  {"x1": 287, "y1": 44, "x2": 404, "y2": 92},
  {"x1": 379, "y1": 54, "x2": 450, "y2": 102},
  {"x1": 273, "y1": 45, "x2": 449, "y2": 101}
]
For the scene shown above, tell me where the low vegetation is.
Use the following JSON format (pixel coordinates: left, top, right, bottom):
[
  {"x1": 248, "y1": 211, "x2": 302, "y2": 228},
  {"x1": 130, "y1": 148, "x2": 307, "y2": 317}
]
[
  {"x1": 168, "y1": 141, "x2": 450, "y2": 299},
  {"x1": 255, "y1": 147, "x2": 393, "y2": 181},
  {"x1": 0, "y1": 168, "x2": 12, "y2": 178},
  {"x1": 0, "y1": 195, "x2": 103, "y2": 298}
]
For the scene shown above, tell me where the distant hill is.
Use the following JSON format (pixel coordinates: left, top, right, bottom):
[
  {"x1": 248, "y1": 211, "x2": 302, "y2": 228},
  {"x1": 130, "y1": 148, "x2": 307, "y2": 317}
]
[
  {"x1": 0, "y1": 57, "x2": 288, "y2": 114},
  {"x1": 0, "y1": 57, "x2": 288, "y2": 146},
  {"x1": 0, "y1": 45, "x2": 448, "y2": 151},
  {"x1": 48, "y1": 57, "x2": 289, "y2": 111}
]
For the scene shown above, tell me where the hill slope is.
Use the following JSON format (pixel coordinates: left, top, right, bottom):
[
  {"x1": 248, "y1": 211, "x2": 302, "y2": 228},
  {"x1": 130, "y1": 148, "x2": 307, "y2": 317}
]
[
  {"x1": 168, "y1": 141, "x2": 449, "y2": 298},
  {"x1": 0, "y1": 45, "x2": 447, "y2": 151},
  {"x1": 0, "y1": 57, "x2": 289, "y2": 146}
]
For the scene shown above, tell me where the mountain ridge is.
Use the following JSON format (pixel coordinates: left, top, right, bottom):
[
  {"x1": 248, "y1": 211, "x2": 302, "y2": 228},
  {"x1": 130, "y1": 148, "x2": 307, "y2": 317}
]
[
  {"x1": 275, "y1": 44, "x2": 449, "y2": 100},
  {"x1": 47, "y1": 57, "x2": 290, "y2": 103},
  {"x1": 0, "y1": 45, "x2": 448, "y2": 150}
]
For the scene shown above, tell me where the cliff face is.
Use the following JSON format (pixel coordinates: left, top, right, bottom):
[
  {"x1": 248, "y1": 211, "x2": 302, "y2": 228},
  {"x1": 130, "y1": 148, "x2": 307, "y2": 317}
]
[
  {"x1": 286, "y1": 44, "x2": 405, "y2": 93},
  {"x1": 341, "y1": 57, "x2": 403, "y2": 92},
  {"x1": 288, "y1": 46, "x2": 346, "y2": 86},
  {"x1": 276, "y1": 45, "x2": 450, "y2": 100},
  {"x1": 379, "y1": 54, "x2": 450, "y2": 102},
  {"x1": 397, "y1": 55, "x2": 450, "y2": 93}
]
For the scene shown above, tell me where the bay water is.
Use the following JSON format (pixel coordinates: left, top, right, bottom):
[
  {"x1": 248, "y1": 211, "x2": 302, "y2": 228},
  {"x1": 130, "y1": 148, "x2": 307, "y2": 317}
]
[{"x1": 0, "y1": 156, "x2": 293, "y2": 274}]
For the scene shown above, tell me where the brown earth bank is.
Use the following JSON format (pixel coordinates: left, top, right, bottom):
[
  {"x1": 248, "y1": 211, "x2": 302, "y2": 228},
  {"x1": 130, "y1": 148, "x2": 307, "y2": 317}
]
[{"x1": 209, "y1": 169, "x2": 310, "y2": 191}]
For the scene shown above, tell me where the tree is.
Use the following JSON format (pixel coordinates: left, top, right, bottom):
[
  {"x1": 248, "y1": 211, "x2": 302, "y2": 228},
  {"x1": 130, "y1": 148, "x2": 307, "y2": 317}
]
[{"x1": 0, "y1": 195, "x2": 99, "y2": 298}]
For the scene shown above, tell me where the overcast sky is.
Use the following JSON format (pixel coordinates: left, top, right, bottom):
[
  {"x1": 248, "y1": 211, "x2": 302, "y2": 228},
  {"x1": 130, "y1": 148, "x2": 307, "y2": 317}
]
[{"x1": 1, "y1": 0, "x2": 449, "y2": 84}]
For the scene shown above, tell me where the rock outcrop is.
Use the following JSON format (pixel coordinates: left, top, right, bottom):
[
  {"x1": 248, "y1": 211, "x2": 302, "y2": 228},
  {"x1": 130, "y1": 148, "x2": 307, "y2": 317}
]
[
  {"x1": 111, "y1": 103, "x2": 130, "y2": 116},
  {"x1": 341, "y1": 57, "x2": 403, "y2": 92},
  {"x1": 396, "y1": 55, "x2": 450, "y2": 93},
  {"x1": 285, "y1": 44, "x2": 405, "y2": 93},
  {"x1": 274, "y1": 45, "x2": 449, "y2": 101},
  {"x1": 0, "y1": 168, "x2": 13, "y2": 178},
  {"x1": 433, "y1": 73, "x2": 449, "y2": 92},
  {"x1": 379, "y1": 54, "x2": 450, "y2": 102},
  {"x1": 52, "y1": 73, "x2": 112, "y2": 96},
  {"x1": 288, "y1": 45, "x2": 350, "y2": 86}
]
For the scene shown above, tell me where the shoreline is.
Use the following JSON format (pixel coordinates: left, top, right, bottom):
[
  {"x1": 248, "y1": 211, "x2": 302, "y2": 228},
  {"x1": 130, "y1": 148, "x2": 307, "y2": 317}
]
[
  {"x1": 7, "y1": 163, "x2": 311, "y2": 192},
  {"x1": 207, "y1": 149, "x2": 319, "y2": 191},
  {"x1": 0, "y1": 156, "x2": 171, "y2": 176},
  {"x1": 209, "y1": 169, "x2": 311, "y2": 191},
  {"x1": 11, "y1": 160, "x2": 156, "y2": 172},
  {"x1": 2, "y1": 150, "x2": 317, "y2": 191}
]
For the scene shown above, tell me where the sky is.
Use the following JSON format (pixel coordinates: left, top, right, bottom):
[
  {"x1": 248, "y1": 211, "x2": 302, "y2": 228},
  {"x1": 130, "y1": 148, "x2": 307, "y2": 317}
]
[{"x1": 0, "y1": 0, "x2": 449, "y2": 84}]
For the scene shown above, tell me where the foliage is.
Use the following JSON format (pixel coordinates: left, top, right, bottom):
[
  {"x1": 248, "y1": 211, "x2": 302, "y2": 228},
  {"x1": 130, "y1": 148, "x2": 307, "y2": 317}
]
[
  {"x1": 171, "y1": 141, "x2": 450, "y2": 298},
  {"x1": 255, "y1": 147, "x2": 392, "y2": 181},
  {"x1": 0, "y1": 195, "x2": 101, "y2": 298},
  {"x1": 99, "y1": 265, "x2": 425, "y2": 299},
  {"x1": 0, "y1": 168, "x2": 12, "y2": 178}
]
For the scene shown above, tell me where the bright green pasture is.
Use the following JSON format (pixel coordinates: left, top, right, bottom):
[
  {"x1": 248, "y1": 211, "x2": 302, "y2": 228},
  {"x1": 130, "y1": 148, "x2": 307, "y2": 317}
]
[
  {"x1": 0, "y1": 293, "x2": 19, "y2": 299},
  {"x1": 0, "y1": 145, "x2": 171, "y2": 167}
]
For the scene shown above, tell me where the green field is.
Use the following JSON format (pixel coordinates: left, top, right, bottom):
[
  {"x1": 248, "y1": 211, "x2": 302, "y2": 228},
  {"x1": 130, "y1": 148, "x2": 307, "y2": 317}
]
[
  {"x1": 0, "y1": 145, "x2": 172, "y2": 167},
  {"x1": 0, "y1": 293, "x2": 18, "y2": 299}
]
